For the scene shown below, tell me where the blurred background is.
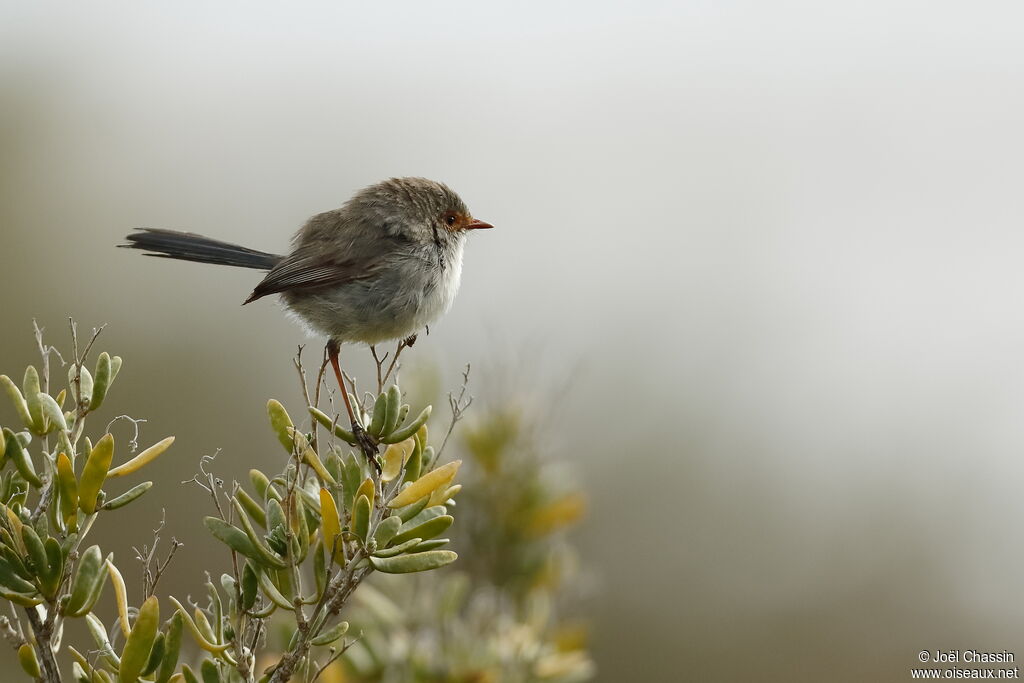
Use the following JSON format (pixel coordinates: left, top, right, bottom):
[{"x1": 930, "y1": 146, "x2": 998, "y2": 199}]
[{"x1": 3, "y1": 2, "x2": 1024, "y2": 680}]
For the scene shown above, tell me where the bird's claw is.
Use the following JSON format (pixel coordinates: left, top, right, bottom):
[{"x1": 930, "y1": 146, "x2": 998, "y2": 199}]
[{"x1": 352, "y1": 423, "x2": 381, "y2": 471}]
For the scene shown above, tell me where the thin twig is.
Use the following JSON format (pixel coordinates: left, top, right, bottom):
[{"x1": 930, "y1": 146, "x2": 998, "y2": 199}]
[
  {"x1": 134, "y1": 512, "x2": 182, "y2": 599},
  {"x1": 311, "y1": 636, "x2": 359, "y2": 683},
  {"x1": 380, "y1": 335, "x2": 415, "y2": 388},
  {"x1": 0, "y1": 616, "x2": 24, "y2": 650},
  {"x1": 435, "y1": 364, "x2": 473, "y2": 466},
  {"x1": 105, "y1": 415, "x2": 147, "y2": 453},
  {"x1": 370, "y1": 346, "x2": 387, "y2": 394}
]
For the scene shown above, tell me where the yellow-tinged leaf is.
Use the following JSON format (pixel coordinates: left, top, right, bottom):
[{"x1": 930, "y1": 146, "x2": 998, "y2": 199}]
[
  {"x1": 428, "y1": 483, "x2": 462, "y2": 507},
  {"x1": 106, "y1": 560, "x2": 131, "y2": 638},
  {"x1": 107, "y1": 436, "x2": 174, "y2": 477},
  {"x1": 57, "y1": 453, "x2": 78, "y2": 526},
  {"x1": 380, "y1": 438, "x2": 415, "y2": 482},
  {"x1": 167, "y1": 597, "x2": 232, "y2": 653},
  {"x1": 319, "y1": 489, "x2": 343, "y2": 565},
  {"x1": 193, "y1": 608, "x2": 216, "y2": 643},
  {"x1": 80, "y1": 433, "x2": 115, "y2": 514},
  {"x1": 388, "y1": 460, "x2": 461, "y2": 509},
  {"x1": 355, "y1": 477, "x2": 375, "y2": 510},
  {"x1": 18, "y1": 643, "x2": 40, "y2": 678}
]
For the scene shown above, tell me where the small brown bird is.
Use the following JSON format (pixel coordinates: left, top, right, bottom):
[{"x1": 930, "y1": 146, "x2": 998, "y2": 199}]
[{"x1": 121, "y1": 177, "x2": 492, "y2": 450}]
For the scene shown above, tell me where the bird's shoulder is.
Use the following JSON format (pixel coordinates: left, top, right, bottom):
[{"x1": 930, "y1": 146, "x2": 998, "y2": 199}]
[{"x1": 294, "y1": 207, "x2": 415, "y2": 252}]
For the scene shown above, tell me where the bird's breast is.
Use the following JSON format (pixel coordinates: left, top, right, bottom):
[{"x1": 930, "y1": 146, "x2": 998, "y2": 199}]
[{"x1": 410, "y1": 239, "x2": 462, "y2": 326}]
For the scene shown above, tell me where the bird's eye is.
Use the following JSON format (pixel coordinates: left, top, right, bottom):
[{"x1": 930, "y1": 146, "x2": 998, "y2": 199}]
[{"x1": 445, "y1": 213, "x2": 457, "y2": 226}]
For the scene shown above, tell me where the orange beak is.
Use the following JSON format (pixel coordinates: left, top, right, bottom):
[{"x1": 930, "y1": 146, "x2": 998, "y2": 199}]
[{"x1": 465, "y1": 218, "x2": 494, "y2": 231}]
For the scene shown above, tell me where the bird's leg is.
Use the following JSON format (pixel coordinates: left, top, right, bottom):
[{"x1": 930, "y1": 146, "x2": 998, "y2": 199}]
[{"x1": 326, "y1": 339, "x2": 380, "y2": 464}]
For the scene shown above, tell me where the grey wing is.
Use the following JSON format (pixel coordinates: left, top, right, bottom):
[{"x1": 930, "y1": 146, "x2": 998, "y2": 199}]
[{"x1": 243, "y1": 244, "x2": 381, "y2": 304}]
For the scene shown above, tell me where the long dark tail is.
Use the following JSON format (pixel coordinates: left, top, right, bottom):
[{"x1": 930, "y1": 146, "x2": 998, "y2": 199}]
[{"x1": 120, "y1": 229, "x2": 283, "y2": 270}]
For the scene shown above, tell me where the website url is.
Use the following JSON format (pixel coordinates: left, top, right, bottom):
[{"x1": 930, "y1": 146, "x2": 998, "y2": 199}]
[{"x1": 911, "y1": 668, "x2": 1020, "y2": 679}]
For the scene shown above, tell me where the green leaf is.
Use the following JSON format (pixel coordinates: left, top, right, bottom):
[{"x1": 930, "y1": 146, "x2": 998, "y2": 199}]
[
  {"x1": 23, "y1": 366, "x2": 44, "y2": 433},
  {"x1": 119, "y1": 595, "x2": 160, "y2": 683},
  {"x1": 69, "y1": 365, "x2": 94, "y2": 406},
  {"x1": 102, "y1": 481, "x2": 153, "y2": 510},
  {"x1": 203, "y1": 517, "x2": 275, "y2": 568},
  {"x1": 156, "y1": 612, "x2": 183, "y2": 683},
  {"x1": 4, "y1": 427, "x2": 41, "y2": 487},
  {"x1": 79, "y1": 433, "x2": 115, "y2": 514},
  {"x1": 266, "y1": 399, "x2": 295, "y2": 453},
  {"x1": 37, "y1": 392, "x2": 68, "y2": 433},
  {"x1": 249, "y1": 469, "x2": 271, "y2": 501},
  {"x1": 0, "y1": 374, "x2": 33, "y2": 429},
  {"x1": 408, "y1": 538, "x2": 450, "y2": 553},
  {"x1": 367, "y1": 391, "x2": 389, "y2": 437},
  {"x1": 235, "y1": 489, "x2": 266, "y2": 528},
  {"x1": 142, "y1": 632, "x2": 166, "y2": 677},
  {"x1": 371, "y1": 537, "x2": 423, "y2": 558},
  {"x1": 65, "y1": 545, "x2": 106, "y2": 616},
  {"x1": 181, "y1": 664, "x2": 201, "y2": 683},
  {"x1": 382, "y1": 405, "x2": 432, "y2": 444},
  {"x1": 390, "y1": 515, "x2": 453, "y2": 546},
  {"x1": 90, "y1": 352, "x2": 112, "y2": 412},
  {"x1": 381, "y1": 384, "x2": 402, "y2": 437},
  {"x1": 40, "y1": 537, "x2": 64, "y2": 598},
  {"x1": 200, "y1": 658, "x2": 221, "y2": 683},
  {"x1": 352, "y1": 494, "x2": 370, "y2": 543},
  {"x1": 240, "y1": 562, "x2": 258, "y2": 611},
  {"x1": 308, "y1": 407, "x2": 357, "y2": 444},
  {"x1": 368, "y1": 550, "x2": 458, "y2": 574},
  {"x1": 396, "y1": 495, "x2": 431, "y2": 523},
  {"x1": 373, "y1": 515, "x2": 402, "y2": 547},
  {"x1": 18, "y1": 643, "x2": 40, "y2": 678},
  {"x1": 0, "y1": 556, "x2": 37, "y2": 594},
  {"x1": 21, "y1": 525, "x2": 47, "y2": 580},
  {"x1": 229, "y1": 499, "x2": 289, "y2": 569},
  {"x1": 310, "y1": 620, "x2": 349, "y2": 646}
]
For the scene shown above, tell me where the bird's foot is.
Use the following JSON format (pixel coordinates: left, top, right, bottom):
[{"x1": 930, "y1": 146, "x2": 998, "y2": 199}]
[
  {"x1": 352, "y1": 423, "x2": 382, "y2": 471},
  {"x1": 403, "y1": 333, "x2": 417, "y2": 348}
]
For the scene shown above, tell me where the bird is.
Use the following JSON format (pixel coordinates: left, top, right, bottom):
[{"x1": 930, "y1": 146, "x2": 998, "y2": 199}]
[{"x1": 120, "y1": 177, "x2": 492, "y2": 452}]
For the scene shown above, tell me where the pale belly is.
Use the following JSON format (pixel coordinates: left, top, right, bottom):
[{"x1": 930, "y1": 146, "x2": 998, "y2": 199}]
[{"x1": 281, "y1": 242, "x2": 464, "y2": 344}]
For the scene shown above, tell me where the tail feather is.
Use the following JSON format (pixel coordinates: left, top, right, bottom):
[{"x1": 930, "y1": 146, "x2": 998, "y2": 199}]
[{"x1": 120, "y1": 229, "x2": 283, "y2": 270}]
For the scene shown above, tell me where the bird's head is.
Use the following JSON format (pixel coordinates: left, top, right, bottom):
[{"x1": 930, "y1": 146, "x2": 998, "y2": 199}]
[{"x1": 352, "y1": 177, "x2": 493, "y2": 243}]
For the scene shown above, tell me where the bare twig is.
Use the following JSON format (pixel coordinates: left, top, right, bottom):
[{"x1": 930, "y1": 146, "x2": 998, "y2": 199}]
[
  {"x1": 370, "y1": 345, "x2": 388, "y2": 394},
  {"x1": 313, "y1": 348, "x2": 331, "y2": 409},
  {"x1": 105, "y1": 415, "x2": 147, "y2": 453},
  {"x1": 0, "y1": 615, "x2": 24, "y2": 650},
  {"x1": 435, "y1": 364, "x2": 473, "y2": 466},
  {"x1": 311, "y1": 636, "x2": 359, "y2": 683},
  {"x1": 134, "y1": 512, "x2": 183, "y2": 599},
  {"x1": 380, "y1": 334, "x2": 417, "y2": 389}
]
